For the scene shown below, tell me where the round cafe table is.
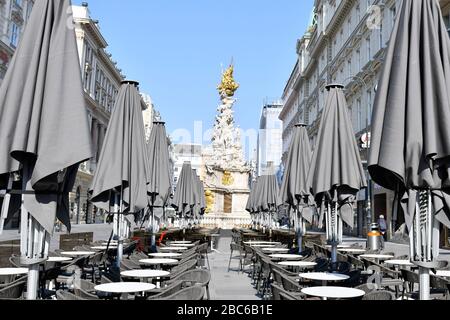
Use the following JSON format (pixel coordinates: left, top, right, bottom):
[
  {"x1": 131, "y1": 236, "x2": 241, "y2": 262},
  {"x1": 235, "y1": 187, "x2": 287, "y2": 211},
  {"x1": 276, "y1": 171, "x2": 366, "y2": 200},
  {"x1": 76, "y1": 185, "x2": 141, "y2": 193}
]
[
  {"x1": 302, "y1": 286, "x2": 365, "y2": 300},
  {"x1": 359, "y1": 254, "x2": 394, "y2": 263},
  {"x1": 139, "y1": 259, "x2": 178, "y2": 270},
  {"x1": 251, "y1": 244, "x2": 276, "y2": 248},
  {"x1": 120, "y1": 270, "x2": 170, "y2": 288},
  {"x1": 60, "y1": 251, "x2": 96, "y2": 257},
  {"x1": 159, "y1": 247, "x2": 188, "y2": 252},
  {"x1": 95, "y1": 282, "x2": 156, "y2": 299},
  {"x1": 325, "y1": 244, "x2": 352, "y2": 249},
  {"x1": 278, "y1": 261, "x2": 317, "y2": 271},
  {"x1": 0, "y1": 268, "x2": 29, "y2": 276},
  {"x1": 434, "y1": 270, "x2": 450, "y2": 278},
  {"x1": 337, "y1": 248, "x2": 366, "y2": 254},
  {"x1": 47, "y1": 257, "x2": 73, "y2": 263},
  {"x1": 170, "y1": 243, "x2": 195, "y2": 248},
  {"x1": 91, "y1": 246, "x2": 118, "y2": 251},
  {"x1": 170, "y1": 241, "x2": 192, "y2": 245},
  {"x1": 384, "y1": 260, "x2": 414, "y2": 267},
  {"x1": 244, "y1": 241, "x2": 281, "y2": 245},
  {"x1": 149, "y1": 253, "x2": 182, "y2": 259},
  {"x1": 299, "y1": 272, "x2": 349, "y2": 286},
  {"x1": 262, "y1": 248, "x2": 290, "y2": 253},
  {"x1": 269, "y1": 254, "x2": 303, "y2": 260}
]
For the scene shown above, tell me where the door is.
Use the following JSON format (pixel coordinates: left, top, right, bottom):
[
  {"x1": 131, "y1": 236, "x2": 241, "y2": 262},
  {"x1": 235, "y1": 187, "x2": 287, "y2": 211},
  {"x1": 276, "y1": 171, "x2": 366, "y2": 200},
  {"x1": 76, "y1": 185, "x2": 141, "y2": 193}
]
[{"x1": 224, "y1": 194, "x2": 232, "y2": 214}]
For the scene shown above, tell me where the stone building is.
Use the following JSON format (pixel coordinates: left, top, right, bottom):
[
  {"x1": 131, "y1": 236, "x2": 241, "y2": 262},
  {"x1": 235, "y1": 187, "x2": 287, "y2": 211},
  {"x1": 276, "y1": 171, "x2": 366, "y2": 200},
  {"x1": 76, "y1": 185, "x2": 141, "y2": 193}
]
[
  {"x1": 281, "y1": 0, "x2": 450, "y2": 245},
  {"x1": 0, "y1": 0, "x2": 35, "y2": 82}
]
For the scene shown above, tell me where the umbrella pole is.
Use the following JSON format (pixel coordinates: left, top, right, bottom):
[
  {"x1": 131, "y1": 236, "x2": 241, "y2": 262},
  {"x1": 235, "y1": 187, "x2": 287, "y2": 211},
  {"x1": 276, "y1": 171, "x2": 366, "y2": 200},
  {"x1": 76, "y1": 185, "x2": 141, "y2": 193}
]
[
  {"x1": 417, "y1": 190, "x2": 433, "y2": 300},
  {"x1": 296, "y1": 208, "x2": 303, "y2": 253},
  {"x1": 114, "y1": 191, "x2": 123, "y2": 267},
  {"x1": 20, "y1": 163, "x2": 44, "y2": 300},
  {"x1": 330, "y1": 202, "x2": 338, "y2": 265},
  {"x1": 150, "y1": 207, "x2": 156, "y2": 250}
]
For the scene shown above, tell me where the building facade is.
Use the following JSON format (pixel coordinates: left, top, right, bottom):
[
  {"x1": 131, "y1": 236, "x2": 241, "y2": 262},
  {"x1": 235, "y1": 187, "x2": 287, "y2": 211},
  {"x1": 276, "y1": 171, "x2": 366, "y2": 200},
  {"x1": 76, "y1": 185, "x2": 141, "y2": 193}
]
[
  {"x1": 281, "y1": 0, "x2": 450, "y2": 244},
  {"x1": 172, "y1": 144, "x2": 203, "y2": 189},
  {"x1": 0, "y1": 0, "x2": 35, "y2": 83},
  {"x1": 257, "y1": 102, "x2": 283, "y2": 177}
]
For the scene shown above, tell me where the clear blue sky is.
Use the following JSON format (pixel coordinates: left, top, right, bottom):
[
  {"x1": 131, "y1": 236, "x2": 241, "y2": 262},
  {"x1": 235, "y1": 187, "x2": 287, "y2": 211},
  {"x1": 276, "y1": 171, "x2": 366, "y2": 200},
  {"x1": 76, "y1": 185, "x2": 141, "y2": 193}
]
[{"x1": 74, "y1": 0, "x2": 314, "y2": 148}]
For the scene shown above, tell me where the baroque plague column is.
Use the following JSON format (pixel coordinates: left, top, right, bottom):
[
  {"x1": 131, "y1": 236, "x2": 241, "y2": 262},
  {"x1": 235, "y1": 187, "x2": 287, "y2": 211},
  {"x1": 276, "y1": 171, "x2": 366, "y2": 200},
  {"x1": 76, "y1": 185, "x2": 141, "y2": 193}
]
[{"x1": 201, "y1": 65, "x2": 251, "y2": 229}]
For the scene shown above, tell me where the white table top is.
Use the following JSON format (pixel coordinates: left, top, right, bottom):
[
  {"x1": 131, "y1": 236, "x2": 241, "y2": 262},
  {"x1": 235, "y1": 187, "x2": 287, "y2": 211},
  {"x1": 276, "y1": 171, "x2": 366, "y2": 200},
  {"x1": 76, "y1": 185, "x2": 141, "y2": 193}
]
[
  {"x1": 95, "y1": 282, "x2": 156, "y2": 294},
  {"x1": 250, "y1": 244, "x2": 276, "y2": 247},
  {"x1": 262, "y1": 248, "x2": 290, "y2": 253},
  {"x1": 121, "y1": 270, "x2": 170, "y2": 279},
  {"x1": 170, "y1": 243, "x2": 195, "y2": 247},
  {"x1": 434, "y1": 270, "x2": 450, "y2": 278},
  {"x1": 299, "y1": 272, "x2": 350, "y2": 282},
  {"x1": 159, "y1": 247, "x2": 188, "y2": 251},
  {"x1": 384, "y1": 260, "x2": 414, "y2": 267},
  {"x1": 325, "y1": 244, "x2": 352, "y2": 249},
  {"x1": 302, "y1": 287, "x2": 365, "y2": 299},
  {"x1": 101, "y1": 242, "x2": 119, "y2": 246},
  {"x1": 149, "y1": 253, "x2": 182, "y2": 258},
  {"x1": 139, "y1": 259, "x2": 179, "y2": 265},
  {"x1": 360, "y1": 254, "x2": 394, "y2": 260},
  {"x1": 170, "y1": 241, "x2": 192, "y2": 244},
  {"x1": 60, "y1": 251, "x2": 97, "y2": 257},
  {"x1": 278, "y1": 261, "x2": 317, "y2": 268},
  {"x1": 244, "y1": 241, "x2": 281, "y2": 245},
  {"x1": 269, "y1": 254, "x2": 303, "y2": 260},
  {"x1": 0, "y1": 268, "x2": 29, "y2": 276},
  {"x1": 47, "y1": 257, "x2": 73, "y2": 262},
  {"x1": 91, "y1": 246, "x2": 118, "y2": 250},
  {"x1": 337, "y1": 248, "x2": 366, "y2": 254}
]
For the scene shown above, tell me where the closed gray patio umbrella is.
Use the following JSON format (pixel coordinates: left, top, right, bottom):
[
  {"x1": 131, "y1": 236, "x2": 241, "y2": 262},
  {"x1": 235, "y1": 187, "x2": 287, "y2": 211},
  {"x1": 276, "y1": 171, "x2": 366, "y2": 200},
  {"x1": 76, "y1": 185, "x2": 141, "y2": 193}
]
[
  {"x1": 172, "y1": 162, "x2": 196, "y2": 234},
  {"x1": 368, "y1": 0, "x2": 450, "y2": 300},
  {"x1": 255, "y1": 174, "x2": 281, "y2": 238},
  {"x1": 89, "y1": 80, "x2": 149, "y2": 266},
  {"x1": 192, "y1": 170, "x2": 206, "y2": 227},
  {"x1": 145, "y1": 122, "x2": 172, "y2": 247},
  {"x1": 279, "y1": 124, "x2": 315, "y2": 252},
  {"x1": 307, "y1": 84, "x2": 366, "y2": 264},
  {"x1": 0, "y1": 0, "x2": 93, "y2": 299}
]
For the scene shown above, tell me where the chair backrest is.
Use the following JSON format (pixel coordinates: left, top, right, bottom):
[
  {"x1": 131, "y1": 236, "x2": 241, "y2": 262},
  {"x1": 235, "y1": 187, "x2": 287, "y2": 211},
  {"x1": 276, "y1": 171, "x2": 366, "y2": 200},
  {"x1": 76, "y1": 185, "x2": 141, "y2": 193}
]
[
  {"x1": 171, "y1": 269, "x2": 211, "y2": 286},
  {"x1": 230, "y1": 243, "x2": 242, "y2": 252},
  {"x1": 8, "y1": 255, "x2": 21, "y2": 268},
  {"x1": 401, "y1": 269, "x2": 419, "y2": 286},
  {"x1": 120, "y1": 258, "x2": 140, "y2": 271},
  {"x1": 74, "y1": 279, "x2": 100, "y2": 300},
  {"x1": 271, "y1": 283, "x2": 284, "y2": 300},
  {"x1": 56, "y1": 290, "x2": 86, "y2": 300},
  {"x1": 147, "y1": 281, "x2": 184, "y2": 300},
  {"x1": 430, "y1": 275, "x2": 450, "y2": 290},
  {"x1": 314, "y1": 258, "x2": 329, "y2": 272},
  {"x1": 155, "y1": 285, "x2": 205, "y2": 300},
  {"x1": 279, "y1": 290, "x2": 298, "y2": 300},
  {"x1": 362, "y1": 290, "x2": 395, "y2": 300},
  {"x1": 279, "y1": 272, "x2": 301, "y2": 292},
  {"x1": 0, "y1": 276, "x2": 27, "y2": 299},
  {"x1": 348, "y1": 255, "x2": 365, "y2": 270},
  {"x1": 329, "y1": 261, "x2": 351, "y2": 274},
  {"x1": 172, "y1": 259, "x2": 197, "y2": 274},
  {"x1": 355, "y1": 283, "x2": 377, "y2": 294}
]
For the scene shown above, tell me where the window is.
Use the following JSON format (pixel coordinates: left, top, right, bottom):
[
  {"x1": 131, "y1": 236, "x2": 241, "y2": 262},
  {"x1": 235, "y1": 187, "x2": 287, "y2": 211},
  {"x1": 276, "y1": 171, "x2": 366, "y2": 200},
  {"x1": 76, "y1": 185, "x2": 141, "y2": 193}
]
[
  {"x1": 25, "y1": 1, "x2": 33, "y2": 20},
  {"x1": 10, "y1": 23, "x2": 20, "y2": 47},
  {"x1": 366, "y1": 36, "x2": 371, "y2": 61}
]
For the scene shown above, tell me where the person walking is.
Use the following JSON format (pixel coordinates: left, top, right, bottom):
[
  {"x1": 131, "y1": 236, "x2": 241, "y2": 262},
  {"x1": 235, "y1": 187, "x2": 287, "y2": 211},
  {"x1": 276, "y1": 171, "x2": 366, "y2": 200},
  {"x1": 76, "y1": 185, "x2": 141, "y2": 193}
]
[{"x1": 378, "y1": 215, "x2": 387, "y2": 240}]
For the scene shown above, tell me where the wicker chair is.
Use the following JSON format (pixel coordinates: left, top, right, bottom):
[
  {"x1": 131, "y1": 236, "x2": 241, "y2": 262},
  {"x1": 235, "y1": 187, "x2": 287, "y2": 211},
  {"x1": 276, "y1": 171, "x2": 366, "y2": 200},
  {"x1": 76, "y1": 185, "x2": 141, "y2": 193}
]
[
  {"x1": 362, "y1": 290, "x2": 395, "y2": 300},
  {"x1": 73, "y1": 279, "x2": 100, "y2": 300},
  {"x1": 271, "y1": 283, "x2": 304, "y2": 300},
  {"x1": 147, "y1": 281, "x2": 184, "y2": 300},
  {"x1": 166, "y1": 269, "x2": 211, "y2": 300},
  {"x1": 153, "y1": 285, "x2": 205, "y2": 300},
  {"x1": 56, "y1": 290, "x2": 87, "y2": 300},
  {"x1": 0, "y1": 276, "x2": 27, "y2": 299},
  {"x1": 119, "y1": 258, "x2": 140, "y2": 271},
  {"x1": 228, "y1": 243, "x2": 243, "y2": 273},
  {"x1": 355, "y1": 283, "x2": 378, "y2": 294}
]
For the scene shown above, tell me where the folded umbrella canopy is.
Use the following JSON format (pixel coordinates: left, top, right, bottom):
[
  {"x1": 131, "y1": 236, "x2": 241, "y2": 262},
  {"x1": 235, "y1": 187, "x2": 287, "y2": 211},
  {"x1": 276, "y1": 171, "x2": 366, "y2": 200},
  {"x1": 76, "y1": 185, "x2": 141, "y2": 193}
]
[
  {"x1": 307, "y1": 84, "x2": 367, "y2": 264},
  {"x1": 0, "y1": 0, "x2": 93, "y2": 300},
  {"x1": 368, "y1": 0, "x2": 450, "y2": 300},
  {"x1": 145, "y1": 122, "x2": 172, "y2": 247},
  {"x1": 172, "y1": 162, "x2": 196, "y2": 232},
  {"x1": 192, "y1": 170, "x2": 206, "y2": 227},
  {"x1": 89, "y1": 80, "x2": 150, "y2": 266},
  {"x1": 255, "y1": 174, "x2": 281, "y2": 238},
  {"x1": 246, "y1": 179, "x2": 259, "y2": 229},
  {"x1": 279, "y1": 124, "x2": 315, "y2": 252}
]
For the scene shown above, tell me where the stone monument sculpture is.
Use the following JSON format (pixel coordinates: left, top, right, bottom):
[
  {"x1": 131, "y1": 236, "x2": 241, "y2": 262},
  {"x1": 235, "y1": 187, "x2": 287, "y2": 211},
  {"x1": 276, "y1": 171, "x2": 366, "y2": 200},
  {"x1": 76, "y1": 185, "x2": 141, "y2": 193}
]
[{"x1": 201, "y1": 64, "x2": 251, "y2": 229}]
